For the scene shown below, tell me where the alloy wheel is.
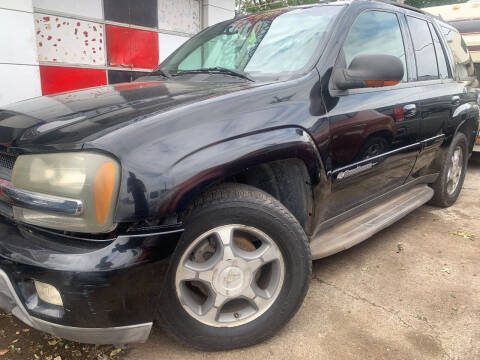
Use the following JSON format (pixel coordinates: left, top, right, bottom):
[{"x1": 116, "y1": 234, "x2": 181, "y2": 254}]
[
  {"x1": 175, "y1": 224, "x2": 285, "y2": 327},
  {"x1": 446, "y1": 146, "x2": 463, "y2": 195}
]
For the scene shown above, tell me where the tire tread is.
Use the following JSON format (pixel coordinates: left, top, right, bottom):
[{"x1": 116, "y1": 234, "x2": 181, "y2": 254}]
[{"x1": 157, "y1": 183, "x2": 311, "y2": 351}]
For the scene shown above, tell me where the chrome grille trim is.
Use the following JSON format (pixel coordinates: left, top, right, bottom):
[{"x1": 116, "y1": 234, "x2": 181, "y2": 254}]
[{"x1": 0, "y1": 180, "x2": 84, "y2": 216}]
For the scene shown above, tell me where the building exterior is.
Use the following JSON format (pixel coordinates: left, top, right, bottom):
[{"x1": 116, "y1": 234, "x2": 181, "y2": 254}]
[{"x1": 0, "y1": 0, "x2": 235, "y2": 106}]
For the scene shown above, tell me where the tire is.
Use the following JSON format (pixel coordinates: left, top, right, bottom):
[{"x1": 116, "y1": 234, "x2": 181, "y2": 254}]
[
  {"x1": 157, "y1": 183, "x2": 311, "y2": 351},
  {"x1": 429, "y1": 132, "x2": 469, "y2": 207}
]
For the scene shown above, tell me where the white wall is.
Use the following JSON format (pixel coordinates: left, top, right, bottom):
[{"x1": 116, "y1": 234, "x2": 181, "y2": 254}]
[
  {"x1": 159, "y1": 33, "x2": 189, "y2": 62},
  {"x1": 158, "y1": 0, "x2": 235, "y2": 62},
  {"x1": 0, "y1": 0, "x2": 236, "y2": 106},
  {"x1": 0, "y1": 0, "x2": 41, "y2": 106},
  {"x1": 0, "y1": 64, "x2": 41, "y2": 106},
  {"x1": 33, "y1": 0, "x2": 103, "y2": 20},
  {"x1": 203, "y1": 0, "x2": 235, "y2": 27}
]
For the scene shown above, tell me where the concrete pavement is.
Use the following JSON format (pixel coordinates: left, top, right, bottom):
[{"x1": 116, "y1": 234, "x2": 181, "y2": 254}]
[{"x1": 128, "y1": 153, "x2": 480, "y2": 360}]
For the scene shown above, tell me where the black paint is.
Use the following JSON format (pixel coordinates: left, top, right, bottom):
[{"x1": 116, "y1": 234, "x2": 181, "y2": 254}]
[{"x1": 0, "y1": 1, "x2": 478, "y2": 334}]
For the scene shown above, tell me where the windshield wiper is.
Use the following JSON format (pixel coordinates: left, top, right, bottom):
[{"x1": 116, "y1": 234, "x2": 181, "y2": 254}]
[
  {"x1": 149, "y1": 68, "x2": 172, "y2": 79},
  {"x1": 175, "y1": 67, "x2": 254, "y2": 82}
]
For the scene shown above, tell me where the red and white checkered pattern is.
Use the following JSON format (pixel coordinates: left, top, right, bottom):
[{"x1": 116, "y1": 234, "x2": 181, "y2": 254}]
[{"x1": 0, "y1": 0, "x2": 235, "y2": 104}]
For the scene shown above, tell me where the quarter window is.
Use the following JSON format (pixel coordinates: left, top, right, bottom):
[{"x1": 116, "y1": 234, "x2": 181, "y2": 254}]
[
  {"x1": 343, "y1": 11, "x2": 407, "y2": 82},
  {"x1": 407, "y1": 16, "x2": 438, "y2": 81}
]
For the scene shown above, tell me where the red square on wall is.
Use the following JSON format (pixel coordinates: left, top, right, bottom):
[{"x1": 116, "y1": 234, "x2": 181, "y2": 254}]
[
  {"x1": 106, "y1": 25, "x2": 159, "y2": 70},
  {"x1": 40, "y1": 66, "x2": 107, "y2": 95}
]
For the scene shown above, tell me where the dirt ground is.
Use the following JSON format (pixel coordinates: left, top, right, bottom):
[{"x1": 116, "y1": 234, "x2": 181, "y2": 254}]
[
  {"x1": 0, "y1": 154, "x2": 478, "y2": 360},
  {"x1": 0, "y1": 311, "x2": 124, "y2": 359}
]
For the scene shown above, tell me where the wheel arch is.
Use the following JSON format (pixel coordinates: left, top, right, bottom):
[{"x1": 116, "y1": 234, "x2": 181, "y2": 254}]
[
  {"x1": 158, "y1": 127, "x2": 325, "y2": 234},
  {"x1": 455, "y1": 117, "x2": 479, "y2": 153},
  {"x1": 451, "y1": 103, "x2": 479, "y2": 153}
]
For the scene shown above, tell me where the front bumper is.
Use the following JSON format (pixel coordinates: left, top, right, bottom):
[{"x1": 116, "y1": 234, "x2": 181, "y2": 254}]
[
  {"x1": 0, "y1": 216, "x2": 182, "y2": 344},
  {"x1": 0, "y1": 268, "x2": 152, "y2": 343}
]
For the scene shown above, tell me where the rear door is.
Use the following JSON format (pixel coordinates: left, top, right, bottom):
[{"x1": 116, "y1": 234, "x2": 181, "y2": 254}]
[
  {"x1": 321, "y1": 8, "x2": 422, "y2": 220},
  {"x1": 404, "y1": 14, "x2": 465, "y2": 177}
]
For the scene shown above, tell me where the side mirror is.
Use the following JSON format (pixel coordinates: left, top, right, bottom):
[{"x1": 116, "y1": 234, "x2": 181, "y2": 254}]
[{"x1": 333, "y1": 54, "x2": 404, "y2": 90}]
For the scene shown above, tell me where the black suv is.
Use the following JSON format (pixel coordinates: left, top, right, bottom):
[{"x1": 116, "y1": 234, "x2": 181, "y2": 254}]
[{"x1": 0, "y1": 0, "x2": 478, "y2": 351}]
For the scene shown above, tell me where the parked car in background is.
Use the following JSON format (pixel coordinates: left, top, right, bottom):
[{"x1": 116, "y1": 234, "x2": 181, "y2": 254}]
[
  {"x1": 425, "y1": 0, "x2": 480, "y2": 151},
  {"x1": 0, "y1": 0, "x2": 478, "y2": 351}
]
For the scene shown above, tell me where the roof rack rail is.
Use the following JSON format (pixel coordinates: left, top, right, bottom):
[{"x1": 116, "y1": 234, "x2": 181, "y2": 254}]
[{"x1": 369, "y1": 0, "x2": 426, "y2": 15}]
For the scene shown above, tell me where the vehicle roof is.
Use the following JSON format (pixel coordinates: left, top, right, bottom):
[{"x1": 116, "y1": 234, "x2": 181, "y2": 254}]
[
  {"x1": 237, "y1": 0, "x2": 436, "y2": 24},
  {"x1": 252, "y1": 0, "x2": 427, "y2": 16}
]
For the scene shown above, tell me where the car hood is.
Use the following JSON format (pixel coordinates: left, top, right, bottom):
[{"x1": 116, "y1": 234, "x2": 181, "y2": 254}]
[{"x1": 0, "y1": 79, "x2": 254, "y2": 152}]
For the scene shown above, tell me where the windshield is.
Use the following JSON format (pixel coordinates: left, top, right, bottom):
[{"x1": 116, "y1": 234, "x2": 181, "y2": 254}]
[{"x1": 158, "y1": 6, "x2": 343, "y2": 81}]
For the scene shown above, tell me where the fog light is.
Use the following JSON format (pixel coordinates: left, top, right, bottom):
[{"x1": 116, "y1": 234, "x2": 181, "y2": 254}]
[{"x1": 34, "y1": 281, "x2": 63, "y2": 306}]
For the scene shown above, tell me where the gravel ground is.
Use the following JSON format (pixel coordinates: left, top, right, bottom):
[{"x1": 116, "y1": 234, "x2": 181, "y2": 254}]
[{"x1": 0, "y1": 154, "x2": 479, "y2": 360}]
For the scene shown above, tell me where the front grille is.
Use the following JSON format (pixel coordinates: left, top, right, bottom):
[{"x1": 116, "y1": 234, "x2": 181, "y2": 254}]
[{"x1": 0, "y1": 152, "x2": 17, "y2": 170}]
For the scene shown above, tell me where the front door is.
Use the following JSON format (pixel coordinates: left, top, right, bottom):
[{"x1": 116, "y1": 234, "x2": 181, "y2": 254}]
[{"x1": 320, "y1": 9, "x2": 422, "y2": 220}]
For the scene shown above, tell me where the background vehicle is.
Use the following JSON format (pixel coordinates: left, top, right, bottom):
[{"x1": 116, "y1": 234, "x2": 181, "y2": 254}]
[
  {"x1": 425, "y1": 0, "x2": 480, "y2": 150},
  {"x1": 0, "y1": 0, "x2": 478, "y2": 351}
]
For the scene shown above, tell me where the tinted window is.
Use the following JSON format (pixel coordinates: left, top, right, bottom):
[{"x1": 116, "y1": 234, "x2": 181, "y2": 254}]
[
  {"x1": 429, "y1": 23, "x2": 449, "y2": 79},
  {"x1": 407, "y1": 16, "x2": 438, "y2": 80},
  {"x1": 343, "y1": 11, "x2": 407, "y2": 81}
]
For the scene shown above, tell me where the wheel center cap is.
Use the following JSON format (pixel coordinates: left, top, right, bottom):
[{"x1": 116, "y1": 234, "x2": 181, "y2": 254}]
[
  {"x1": 215, "y1": 265, "x2": 248, "y2": 296},
  {"x1": 221, "y1": 266, "x2": 244, "y2": 290}
]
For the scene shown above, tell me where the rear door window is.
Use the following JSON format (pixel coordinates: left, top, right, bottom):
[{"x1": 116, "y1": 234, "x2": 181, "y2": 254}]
[
  {"x1": 407, "y1": 16, "x2": 439, "y2": 80},
  {"x1": 429, "y1": 23, "x2": 449, "y2": 79},
  {"x1": 343, "y1": 10, "x2": 407, "y2": 82}
]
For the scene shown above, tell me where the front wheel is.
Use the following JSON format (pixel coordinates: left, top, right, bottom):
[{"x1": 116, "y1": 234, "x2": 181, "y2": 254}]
[
  {"x1": 430, "y1": 132, "x2": 469, "y2": 207},
  {"x1": 157, "y1": 184, "x2": 311, "y2": 351}
]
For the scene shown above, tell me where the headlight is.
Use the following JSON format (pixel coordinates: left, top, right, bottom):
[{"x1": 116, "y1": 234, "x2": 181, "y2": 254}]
[{"x1": 11, "y1": 152, "x2": 120, "y2": 233}]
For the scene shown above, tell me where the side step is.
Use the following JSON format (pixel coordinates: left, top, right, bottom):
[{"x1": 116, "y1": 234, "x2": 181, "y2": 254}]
[{"x1": 310, "y1": 185, "x2": 434, "y2": 260}]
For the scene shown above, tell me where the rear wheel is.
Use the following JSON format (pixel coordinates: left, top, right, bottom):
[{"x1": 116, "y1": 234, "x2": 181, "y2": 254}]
[
  {"x1": 430, "y1": 132, "x2": 468, "y2": 207},
  {"x1": 158, "y1": 184, "x2": 311, "y2": 351}
]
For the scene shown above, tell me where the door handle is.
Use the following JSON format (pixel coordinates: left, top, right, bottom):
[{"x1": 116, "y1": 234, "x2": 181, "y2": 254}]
[
  {"x1": 452, "y1": 95, "x2": 461, "y2": 105},
  {"x1": 403, "y1": 104, "x2": 417, "y2": 118}
]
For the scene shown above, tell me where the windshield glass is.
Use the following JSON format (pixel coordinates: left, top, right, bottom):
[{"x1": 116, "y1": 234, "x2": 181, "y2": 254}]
[{"x1": 158, "y1": 5, "x2": 343, "y2": 80}]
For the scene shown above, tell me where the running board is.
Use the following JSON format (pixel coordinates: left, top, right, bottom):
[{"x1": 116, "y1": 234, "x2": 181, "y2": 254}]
[{"x1": 310, "y1": 185, "x2": 434, "y2": 260}]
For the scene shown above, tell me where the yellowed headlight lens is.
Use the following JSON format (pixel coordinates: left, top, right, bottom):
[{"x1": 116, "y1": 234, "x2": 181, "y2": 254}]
[{"x1": 12, "y1": 152, "x2": 120, "y2": 233}]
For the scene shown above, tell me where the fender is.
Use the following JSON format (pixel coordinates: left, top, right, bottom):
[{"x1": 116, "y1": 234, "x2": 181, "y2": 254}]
[
  {"x1": 155, "y1": 126, "x2": 325, "y2": 219},
  {"x1": 451, "y1": 102, "x2": 479, "y2": 152}
]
